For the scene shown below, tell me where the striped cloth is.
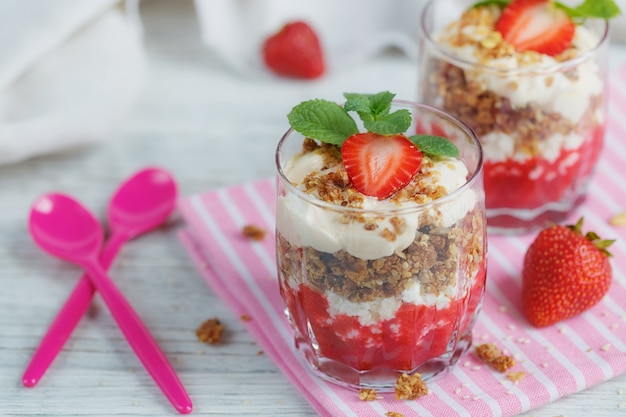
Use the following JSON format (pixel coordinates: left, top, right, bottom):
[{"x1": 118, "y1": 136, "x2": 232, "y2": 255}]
[{"x1": 177, "y1": 68, "x2": 626, "y2": 417}]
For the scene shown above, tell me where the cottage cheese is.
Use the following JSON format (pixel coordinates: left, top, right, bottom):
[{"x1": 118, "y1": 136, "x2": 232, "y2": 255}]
[{"x1": 326, "y1": 281, "x2": 457, "y2": 326}]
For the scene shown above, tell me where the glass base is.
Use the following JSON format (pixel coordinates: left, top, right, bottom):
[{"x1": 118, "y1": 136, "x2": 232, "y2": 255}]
[
  {"x1": 294, "y1": 331, "x2": 473, "y2": 391},
  {"x1": 486, "y1": 194, "x2": 586, "y2": 235}
]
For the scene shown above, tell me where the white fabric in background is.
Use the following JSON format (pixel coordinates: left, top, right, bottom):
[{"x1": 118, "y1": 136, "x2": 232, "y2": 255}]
[
  {"x1": 0, "y1": 0, "x2": 145, "y2": 166},
  {"x1": 193, "y1": 0, "x2": 426, "y2": 77},
  {"x1": 193, "y1": 0, "x2": 626, "y2": 77}
]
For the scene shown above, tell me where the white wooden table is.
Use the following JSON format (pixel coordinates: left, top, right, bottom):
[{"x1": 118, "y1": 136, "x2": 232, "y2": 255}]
[{"x1": 1, "y1": 1, "x2": 625, "y2": 415}]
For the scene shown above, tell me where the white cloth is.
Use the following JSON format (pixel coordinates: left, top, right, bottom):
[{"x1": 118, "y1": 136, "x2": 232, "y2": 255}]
[
  {"x1": 194, "y1": 0, "x2": 626, "y2": 78},
  {"x1": 0, "y1": 0, "x2": 145, "y2": 166},
  {"x1": 193, "y1": 0, "x2": 426, "y2": 77}
]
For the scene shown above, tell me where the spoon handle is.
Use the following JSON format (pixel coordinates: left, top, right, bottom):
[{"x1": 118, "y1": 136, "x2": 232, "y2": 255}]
[
  {"x1": 22, "y1": 232, "x2": 128, "y2": 388},
  {"x1": 84, "y1": 259, "x2": 192, "y2": 415}
]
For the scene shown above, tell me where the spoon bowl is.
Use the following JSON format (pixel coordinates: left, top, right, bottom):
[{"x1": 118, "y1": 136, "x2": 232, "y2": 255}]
[
  {"x1": 108, "y1": 167, "x2": 177, "y2": 237},
  {"x1": 29, "y1": 194, "x2": 103, "y2": 264}
]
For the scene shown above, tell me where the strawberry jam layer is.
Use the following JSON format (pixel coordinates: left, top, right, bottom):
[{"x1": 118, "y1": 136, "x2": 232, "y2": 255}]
[
  {"x1": 282, "y1": 265, "x2": 486, "y2": 374},
  {"x1": 485, "y1": 125, "x2": 604, "y2": 210},
  {"x1": 485, "y1": 125, "x2": 604, "y2": 230}
]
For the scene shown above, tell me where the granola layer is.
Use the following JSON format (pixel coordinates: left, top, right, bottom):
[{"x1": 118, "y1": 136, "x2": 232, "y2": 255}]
[{"x1": 278, "y1": 211, "x2": 482, "y2": 304}]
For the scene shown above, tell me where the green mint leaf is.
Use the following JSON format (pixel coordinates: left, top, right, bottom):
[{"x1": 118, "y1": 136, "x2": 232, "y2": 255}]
[
  {"x1": 471, "y1": 0, "x2": 511, "y2": 9},
  {"x1": 366, "y1": 91, "x2": 395, "y2": 117},
  {"x1": 408, "y1": 135, "x2": 460, "y2": 158},
  {"x1": 287, "y1": 99, "x2": 359, "y2": 146},
  {"x1": 344, "y1": 90, "x2": 396, "y2": 127},
  {"x1": 343, "y1": 94, "x2": 371, "y2": 114},
  {"x1": 364, "y1": 109, "x2": 412, "y2": 135},
  {"x1": 343, "y1": 91, "x2": 395, "y2": 118},
  {"x1": 344, "y1": 91, "x2": 408, "y2": 134},
  {"x1": 555, "y1": 0, "x2": 621, "y2": 19}
]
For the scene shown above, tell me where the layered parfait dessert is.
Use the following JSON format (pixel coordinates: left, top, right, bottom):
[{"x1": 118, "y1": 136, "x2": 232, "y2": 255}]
[
  {"x1": 275, "y1": 92, "x2": 487, "y2": 389},
  {"x1": 417, "y1": 0, "x2": 616, "y2": 232}
]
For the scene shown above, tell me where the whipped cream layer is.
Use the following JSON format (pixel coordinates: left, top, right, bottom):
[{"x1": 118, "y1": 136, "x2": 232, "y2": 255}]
[
  {"x1": 433, "y1": 23, "x2": 604, "y2": 124},
  {"x1": 276, "y1": 147, "x2": 476, "y2": 260},
  {"x1": 481, "y1": 130, "x2": 585, "y2": 163}
]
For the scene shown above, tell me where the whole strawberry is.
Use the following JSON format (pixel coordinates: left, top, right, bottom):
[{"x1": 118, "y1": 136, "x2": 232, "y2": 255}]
[
  {"x1": 522, "y1": 218, "x2": 614, "y2": 327},
  {"x1": 262, "y1": 21, "x2": 325, "y2": 79}
]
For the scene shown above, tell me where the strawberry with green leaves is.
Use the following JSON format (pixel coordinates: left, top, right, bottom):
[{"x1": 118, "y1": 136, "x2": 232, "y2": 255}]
[
  {"x1": 522, "y1": 218, "x2": 615, "y2": 327},
  {"x1": 474, "y1": 0, "x2": 620, "y2": 56},
  {"x1": 287, "y1": 91, "x2": 460, "y2": 200}
]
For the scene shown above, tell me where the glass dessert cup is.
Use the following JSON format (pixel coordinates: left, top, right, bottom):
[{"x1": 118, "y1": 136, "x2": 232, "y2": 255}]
[
  {"x1": 275, "y1": 101, "x2": 487, "y2": 391},
  {"x1": 417, "y1": 0, "x2": 609, "y2": 234}
]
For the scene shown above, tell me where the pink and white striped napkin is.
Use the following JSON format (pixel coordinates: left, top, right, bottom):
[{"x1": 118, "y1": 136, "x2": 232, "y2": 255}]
[{"x1": 176, "y1": 68, "x2": 626, "y2": 417}]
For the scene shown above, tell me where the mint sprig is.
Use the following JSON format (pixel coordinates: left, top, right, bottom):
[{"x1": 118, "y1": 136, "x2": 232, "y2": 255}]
[
  {"x1": 286, "y1": 90, "x2": 459, "y2": 158},
  {"x1": 409, "y1": 135, "x2": 460, "y2": 158},
  {"x1": 555, "y1": 0, "x2": 621, "y2": 20},
  {"x1": 471, "y1": 0, "x2": 621, "y2": 20},
  {"x1": 344, "y1": 92, "x2": 412, "y2": 135},
  {"x1": 287, "y1": 99, "x2": 358, "y2": 146},
  {"x1": 471, "y1": 0, "x2": 510, "y2": 9}
]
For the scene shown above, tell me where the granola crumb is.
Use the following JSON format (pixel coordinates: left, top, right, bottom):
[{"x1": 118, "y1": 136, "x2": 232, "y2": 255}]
[
  {"x1": 196, "y1": 318, "x2": 225, "y2": 344},
  {"x1": 240, "y1": 314, "x2": 252, "y2": 322},
  {"x1": 385, "y1": 412, "x2": 404, "y2": 417},
  {"x1": 506, "y1": 371, "x2": 527, "y2": 384},
  {"x1": 475, "y1": 343, "x2": 499, "y2": 361},
  {"x1": 600, "y1": 343, "x2": 612, "y2": 352},
  {"x1": 242, "y1": 224, "x2": 266, "y2": 241},
  {"x1": 475, "y1": 343, "x2": 515, "y2": 372},
  {"x1": 394, "y1": 373, "x2": 429, "y2": 400},
  {"x1": 610, "y1": 212, "x2": 626, "y2": 227},
  {"x1": 358, "y1": 388, "x2": 378, "y2": 401},
  {"x1": 491, "y1": 355, "x2": 516, "y2": 372}
]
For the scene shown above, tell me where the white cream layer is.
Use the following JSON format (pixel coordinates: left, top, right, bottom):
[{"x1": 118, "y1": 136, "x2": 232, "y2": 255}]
[
  {"x1": 276, "y1": 149, "x2": 476, "y2": 260},
  {"x1": 434, "y1": 25, "x2": 604, "y2": 124}
]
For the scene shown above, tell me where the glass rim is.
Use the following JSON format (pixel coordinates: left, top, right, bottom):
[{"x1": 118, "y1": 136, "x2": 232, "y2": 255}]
[
  {"x1": 418, "y1": 0, "x2": 610, "y2": 76},
  {"x1": 275, "y1": 100, "x2": 484, "y2": 215}
]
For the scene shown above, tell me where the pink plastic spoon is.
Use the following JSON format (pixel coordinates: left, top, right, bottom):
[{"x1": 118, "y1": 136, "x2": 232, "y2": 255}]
[
  {"x1": 27, "y1": 185, "x2": 192, "y2": 414},
  {"x1": 23, "y1": 167, "x2": 179, "y2": 389}
]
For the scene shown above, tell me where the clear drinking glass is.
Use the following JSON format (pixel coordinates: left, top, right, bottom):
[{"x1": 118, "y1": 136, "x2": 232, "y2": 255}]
[
  {"x1": 275, "y1": 101, "x2": 487, "y2": 390},
  {"x1": 417, "y1": 0, "x2": 609, "y2": 234}
]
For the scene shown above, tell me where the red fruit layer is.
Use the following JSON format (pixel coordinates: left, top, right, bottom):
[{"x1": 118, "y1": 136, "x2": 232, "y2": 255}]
[
  {"x1": 285, "y1": 265, "x2": 486, "y2": 372},
  {"x1": 484, "y1": 124, "x2": 604, "y2": 210}
]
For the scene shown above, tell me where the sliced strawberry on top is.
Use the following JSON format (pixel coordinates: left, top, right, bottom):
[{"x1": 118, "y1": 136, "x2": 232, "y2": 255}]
[
  {"x1": 496, "y1": 0, "x2": 575, "y2": 56},
  {"x1": 341, "y1": 133, "x2": 422, "y2": 200},
  {"x1": 262, "y1": 21, "x2": 325, "y2": 79}
]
